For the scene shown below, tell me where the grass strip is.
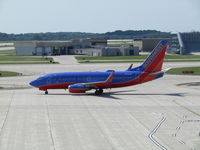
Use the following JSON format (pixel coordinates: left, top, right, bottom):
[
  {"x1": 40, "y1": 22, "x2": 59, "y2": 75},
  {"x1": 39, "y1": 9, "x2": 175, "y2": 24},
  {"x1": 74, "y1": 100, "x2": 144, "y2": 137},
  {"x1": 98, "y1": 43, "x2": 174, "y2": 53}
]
[
  {"x1": 166, "y1": 66, "x2": 200, "y2": 76},
  {"x1": 78, "y1": 59, "x2": 200, "y2": 63},
  {"x1": 0, "y1": 71, "x2": 22, "y2": 77},
  {"x1": 0, "y1": 45, "x2": 13, "y2": 48},
  {"x1": 0, "y1": 50, "x2": 15, "y2": 55},
  {"x1": 75, "y1": 55, "x2": 200, "y2": 61},
  {"x1": 0, "y1": 50, "x2": 58, "y2": 64},
  {"x1": 0, "y1": 56, "x2": 54, "y2": 61},
  {"x1": 0, "y1": 62, "x2": 59, "y2": 65}
]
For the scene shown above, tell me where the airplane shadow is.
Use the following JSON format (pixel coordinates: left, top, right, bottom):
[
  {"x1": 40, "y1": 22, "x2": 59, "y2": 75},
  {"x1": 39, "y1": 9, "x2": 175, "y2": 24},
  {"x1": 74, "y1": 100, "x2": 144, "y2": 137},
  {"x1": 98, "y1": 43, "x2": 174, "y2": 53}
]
[
  {"x1": 89, "y1": 92, "x2": 186, "y2": 100},
  {"x1": 45, "y1": 89, "x2": 186, "y2": 100}
]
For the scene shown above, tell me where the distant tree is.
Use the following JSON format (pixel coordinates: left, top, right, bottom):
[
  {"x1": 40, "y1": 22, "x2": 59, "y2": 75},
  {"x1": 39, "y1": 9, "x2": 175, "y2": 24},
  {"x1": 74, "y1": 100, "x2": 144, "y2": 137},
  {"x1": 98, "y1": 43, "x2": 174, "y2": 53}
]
[{"x1": 0, "y1": 30, "x2": 175, "y2": 41}]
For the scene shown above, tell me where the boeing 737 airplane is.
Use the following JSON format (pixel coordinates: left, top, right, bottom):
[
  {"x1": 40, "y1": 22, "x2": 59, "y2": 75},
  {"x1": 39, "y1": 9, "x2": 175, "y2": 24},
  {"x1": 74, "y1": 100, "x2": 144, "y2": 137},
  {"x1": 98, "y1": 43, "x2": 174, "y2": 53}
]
[{"x1": 30, "y1": 40, "x2": 168, "y2": 95}]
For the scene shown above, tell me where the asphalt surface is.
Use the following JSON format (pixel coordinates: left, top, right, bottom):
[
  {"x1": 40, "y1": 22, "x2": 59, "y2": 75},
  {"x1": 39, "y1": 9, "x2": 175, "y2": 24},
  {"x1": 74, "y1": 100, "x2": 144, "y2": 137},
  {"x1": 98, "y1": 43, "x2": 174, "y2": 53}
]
[{"x1": 0, "y1": 56, "x2": 200, "y2": 150}]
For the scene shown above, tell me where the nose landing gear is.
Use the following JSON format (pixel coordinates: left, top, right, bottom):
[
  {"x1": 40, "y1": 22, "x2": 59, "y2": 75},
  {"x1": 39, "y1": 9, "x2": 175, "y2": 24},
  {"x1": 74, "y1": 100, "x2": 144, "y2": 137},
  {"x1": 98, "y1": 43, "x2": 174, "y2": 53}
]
[{"x1": 45, "y1": 90, "x2": 48, "y2": 94}]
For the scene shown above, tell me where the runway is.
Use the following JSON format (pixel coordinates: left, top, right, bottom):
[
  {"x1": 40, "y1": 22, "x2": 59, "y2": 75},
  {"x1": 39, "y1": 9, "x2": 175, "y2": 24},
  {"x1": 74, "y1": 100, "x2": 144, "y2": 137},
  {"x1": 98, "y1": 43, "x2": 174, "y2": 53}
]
[{"x1": 0, "y1": 58, "x2": 200, "y2": 150}]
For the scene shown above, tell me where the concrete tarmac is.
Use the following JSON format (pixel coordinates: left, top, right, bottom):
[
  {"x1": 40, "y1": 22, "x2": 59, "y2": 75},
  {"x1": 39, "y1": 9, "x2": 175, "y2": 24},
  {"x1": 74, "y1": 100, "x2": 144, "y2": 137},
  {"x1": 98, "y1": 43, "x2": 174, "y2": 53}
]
[{"x1": 0, "y1": 57, "x2": 200, "y2": 150}]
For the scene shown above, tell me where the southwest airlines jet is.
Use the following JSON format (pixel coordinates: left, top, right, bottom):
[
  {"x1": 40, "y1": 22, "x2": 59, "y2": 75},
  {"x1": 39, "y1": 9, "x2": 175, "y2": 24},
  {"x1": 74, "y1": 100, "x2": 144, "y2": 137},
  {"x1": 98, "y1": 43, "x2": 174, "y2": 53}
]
[{"x1": 30, "y1": 40, "x2": 168, "y2": 95}]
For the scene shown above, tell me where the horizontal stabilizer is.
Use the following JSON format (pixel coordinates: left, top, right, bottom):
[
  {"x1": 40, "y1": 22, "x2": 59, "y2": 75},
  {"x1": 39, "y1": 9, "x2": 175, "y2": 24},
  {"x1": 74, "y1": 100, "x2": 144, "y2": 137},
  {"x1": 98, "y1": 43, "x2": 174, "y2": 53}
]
[
  {"x1": 149, "y1": 68, "x2": 171, "y2": 75},
  {"x1": 127, "y1": 64, "x2": 133, "y2": 71}
]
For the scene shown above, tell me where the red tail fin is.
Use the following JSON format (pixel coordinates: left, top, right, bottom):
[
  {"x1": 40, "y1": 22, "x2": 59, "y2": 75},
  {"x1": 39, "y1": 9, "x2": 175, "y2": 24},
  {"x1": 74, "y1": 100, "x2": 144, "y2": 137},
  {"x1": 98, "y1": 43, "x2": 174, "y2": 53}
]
[{"x1": 140, "y1": 40, "x2": 168, "y2": 73}]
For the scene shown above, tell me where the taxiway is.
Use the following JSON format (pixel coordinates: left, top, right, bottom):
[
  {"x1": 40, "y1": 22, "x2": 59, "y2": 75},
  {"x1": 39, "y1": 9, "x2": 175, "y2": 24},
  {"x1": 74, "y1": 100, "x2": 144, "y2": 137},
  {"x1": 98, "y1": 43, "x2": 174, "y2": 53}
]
[{"x1": 0, "y1": 56, "x2": 200, "y2": 150}]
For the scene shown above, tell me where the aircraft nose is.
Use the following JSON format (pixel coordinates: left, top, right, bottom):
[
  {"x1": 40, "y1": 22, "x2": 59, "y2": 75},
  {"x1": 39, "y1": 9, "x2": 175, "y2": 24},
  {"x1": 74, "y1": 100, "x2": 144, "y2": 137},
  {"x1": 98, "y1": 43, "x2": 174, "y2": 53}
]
[{"x1": 29, "y1": 80, "x2": 37, "y2": 87}]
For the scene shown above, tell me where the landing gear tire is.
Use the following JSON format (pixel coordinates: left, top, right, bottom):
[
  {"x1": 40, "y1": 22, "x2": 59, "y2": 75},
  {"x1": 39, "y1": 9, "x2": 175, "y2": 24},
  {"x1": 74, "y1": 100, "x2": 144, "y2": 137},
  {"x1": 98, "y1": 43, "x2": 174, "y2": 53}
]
[
  {"x1": 95, "y1": 89, "x2": 103, "y2": 95},
  {"x1": 45, "y1": 90, "x2": 48, "y2": 94}
]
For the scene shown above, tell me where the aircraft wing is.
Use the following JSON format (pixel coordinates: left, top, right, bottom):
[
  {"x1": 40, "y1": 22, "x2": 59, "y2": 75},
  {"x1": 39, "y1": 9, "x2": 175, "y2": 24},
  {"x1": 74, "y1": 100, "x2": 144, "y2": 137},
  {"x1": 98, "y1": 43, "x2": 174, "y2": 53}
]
[
  {"x1": 68, "y1": 71, "x2": 115, "y2": 93},
  {"x1": 72, "y1": 71, "x2": 115, "y2": 89}
]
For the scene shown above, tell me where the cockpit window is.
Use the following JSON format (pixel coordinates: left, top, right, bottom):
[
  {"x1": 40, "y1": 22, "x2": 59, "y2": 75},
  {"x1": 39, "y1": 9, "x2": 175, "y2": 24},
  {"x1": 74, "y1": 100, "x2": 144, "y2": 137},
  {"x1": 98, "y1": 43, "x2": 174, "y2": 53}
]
[
  {"x1": 36, "y1": 77, "x2": 42, "y2": 81},
  {"x1": 36, "y1": 75, "x2": 46, "y2": 81}
]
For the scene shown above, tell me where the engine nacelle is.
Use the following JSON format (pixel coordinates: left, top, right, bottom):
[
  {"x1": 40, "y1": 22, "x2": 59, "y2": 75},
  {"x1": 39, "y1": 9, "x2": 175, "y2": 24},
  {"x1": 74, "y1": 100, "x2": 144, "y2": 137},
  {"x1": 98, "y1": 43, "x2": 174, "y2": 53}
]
[{"x1": 68, "y1": 84, "x2": 87, "y2": 93}]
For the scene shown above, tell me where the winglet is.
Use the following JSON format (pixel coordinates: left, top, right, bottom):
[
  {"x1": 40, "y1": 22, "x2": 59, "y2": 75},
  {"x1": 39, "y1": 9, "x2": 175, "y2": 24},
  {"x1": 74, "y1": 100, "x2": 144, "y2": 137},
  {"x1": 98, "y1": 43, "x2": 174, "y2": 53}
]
[
  {"x1": 106, "y1": 71, "x2": 115, "y2": 83},
  {"x1": 127, "y1": 64, "x2": 133, "y2": 71}
]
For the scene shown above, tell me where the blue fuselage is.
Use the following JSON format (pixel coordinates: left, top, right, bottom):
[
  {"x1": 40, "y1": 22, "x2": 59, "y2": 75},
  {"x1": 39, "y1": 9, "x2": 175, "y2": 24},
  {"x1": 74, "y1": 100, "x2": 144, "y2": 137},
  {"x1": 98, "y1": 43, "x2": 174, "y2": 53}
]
[{"x1": 30, "y1": 71, "x2": 142, "y2": 88}]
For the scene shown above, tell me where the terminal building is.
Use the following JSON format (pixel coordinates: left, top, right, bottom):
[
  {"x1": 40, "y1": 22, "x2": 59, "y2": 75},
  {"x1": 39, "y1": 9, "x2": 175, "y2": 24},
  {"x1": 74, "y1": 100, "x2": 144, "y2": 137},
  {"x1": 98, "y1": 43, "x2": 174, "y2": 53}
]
[
  {"x1": 15, "y1": 39, "x2": 103, "y2": 56},
  {"x1": 133, "y1": 38, "x2": 172, "y2": 52},
  {"x1": 74, "y1": 46, "x2": 139, "y2": 56},
  {"x1": 177, "y1": 32, "x2": 200, "y2": 54},
  {"x1": 14, "y1": 39, "x2": 139, "y2": 56},
  {"x1": 131, "y1": 33, "x2": 200, "y2": 55},
  {"x1": 14, "y1": 32, "x2": 200, "y2": 56},
  {"x1": 108, "y1": 38, "x2": 173, "y2": 52}
]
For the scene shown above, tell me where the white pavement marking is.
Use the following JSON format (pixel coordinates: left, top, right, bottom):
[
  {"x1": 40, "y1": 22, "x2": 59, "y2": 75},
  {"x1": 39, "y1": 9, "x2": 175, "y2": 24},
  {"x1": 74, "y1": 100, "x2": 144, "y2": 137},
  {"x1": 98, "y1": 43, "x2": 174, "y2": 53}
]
[{"x1": 148, "y1": 116, "x2": 167, "y2": 150}]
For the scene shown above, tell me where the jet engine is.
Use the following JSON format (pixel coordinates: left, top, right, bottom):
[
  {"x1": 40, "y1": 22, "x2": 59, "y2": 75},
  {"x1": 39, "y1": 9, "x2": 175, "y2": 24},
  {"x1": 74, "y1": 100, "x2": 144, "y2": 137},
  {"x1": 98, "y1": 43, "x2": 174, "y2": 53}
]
[{"x1": 68, "y1": 84, "x2": 88, "y2": 93}]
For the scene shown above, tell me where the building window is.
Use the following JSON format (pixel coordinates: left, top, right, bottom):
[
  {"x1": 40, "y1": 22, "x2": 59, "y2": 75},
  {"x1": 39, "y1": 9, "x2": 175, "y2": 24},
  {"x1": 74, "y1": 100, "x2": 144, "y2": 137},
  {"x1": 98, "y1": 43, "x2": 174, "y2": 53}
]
[{"x1": 129, "y1": 50, "x2": 134, "y2": 55}]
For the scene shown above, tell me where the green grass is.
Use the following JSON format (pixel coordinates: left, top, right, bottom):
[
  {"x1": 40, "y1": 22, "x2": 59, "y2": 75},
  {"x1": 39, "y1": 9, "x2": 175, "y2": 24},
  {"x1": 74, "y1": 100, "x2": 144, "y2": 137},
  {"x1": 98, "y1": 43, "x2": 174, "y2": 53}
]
[
  {"x1": 108, "y1": 44, "x2": 133, "y2": 46},
  {"x1": 0, "y1": 61, "x2": 56, "y2": 64},
  {"x1": 79, "y1": 60, "x2": 200, "y2": 63},
  {"x1": 79, "y1": 60, "x2": 142, "y2": 63},
  {"x1": 0, "y1": 50, "x2": 15, "y2": 55},
  {"x1": 75, "y1": 55, "x2": 147, "y2": 60},
  {"x1": 75, "y1": 54, "x2": 200, "y2": 63},
  {"x1": 0, "y1": 56, "x2": 53, "y2": 61},
  {"x1": 0, "y1": 50, "x2": 57, "y2": 64},
  {"x1": 165, "y1": 55, "x2": 200, "y2": 59},
  {"x1": 75, "y1": 55, "x2": 200, "y2": 61},
  {"x1": 0, "y1": 71, "x2": 22, "y2": 77},
  {"x1": 166, "y1": 67, "x2": 200, "y2": 76},
  {"x1": 0, "y1": 71, "x2": 21, "y2": 89}
]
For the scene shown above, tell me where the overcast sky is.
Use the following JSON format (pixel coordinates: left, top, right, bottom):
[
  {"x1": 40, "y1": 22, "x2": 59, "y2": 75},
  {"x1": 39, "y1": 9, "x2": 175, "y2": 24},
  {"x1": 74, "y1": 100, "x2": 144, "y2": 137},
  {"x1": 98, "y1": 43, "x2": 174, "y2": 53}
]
[{"x1": 0, "y1": 0, "x2": 199, "y2": 34}]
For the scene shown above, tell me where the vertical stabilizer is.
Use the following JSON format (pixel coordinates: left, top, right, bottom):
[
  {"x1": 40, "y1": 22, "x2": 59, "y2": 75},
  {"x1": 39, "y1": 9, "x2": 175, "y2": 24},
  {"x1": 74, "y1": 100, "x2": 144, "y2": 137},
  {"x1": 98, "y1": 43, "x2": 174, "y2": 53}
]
[{"x1": 138, "y1": 40, "x2": 168, "y2": 73}]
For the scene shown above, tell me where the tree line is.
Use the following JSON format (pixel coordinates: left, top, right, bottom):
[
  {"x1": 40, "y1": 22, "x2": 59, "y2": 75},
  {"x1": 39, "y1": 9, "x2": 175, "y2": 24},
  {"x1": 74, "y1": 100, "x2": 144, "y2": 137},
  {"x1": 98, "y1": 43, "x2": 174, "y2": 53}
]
[{"x1": 0, "y1": 30, "x2": 175, "y2": 41}]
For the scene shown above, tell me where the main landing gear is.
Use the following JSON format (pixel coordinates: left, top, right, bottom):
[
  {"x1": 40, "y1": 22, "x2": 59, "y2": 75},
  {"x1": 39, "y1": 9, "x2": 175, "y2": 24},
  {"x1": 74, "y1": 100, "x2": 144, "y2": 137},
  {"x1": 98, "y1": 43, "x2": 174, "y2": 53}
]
[
  {"x1": 95, "y1": 89, "x2": 103, "y2": 95},
  {"x1": 45, "y1": 90, "x2": 48, "y2": 94}
]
